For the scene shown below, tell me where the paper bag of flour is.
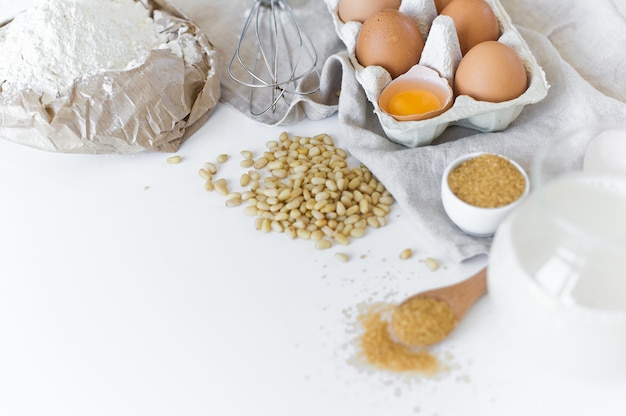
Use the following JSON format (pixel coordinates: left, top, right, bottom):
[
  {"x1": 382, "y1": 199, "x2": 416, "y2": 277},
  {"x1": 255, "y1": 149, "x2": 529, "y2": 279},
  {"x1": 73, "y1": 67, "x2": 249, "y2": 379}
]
[{"x1": 0, "y1": 0, "x2": 220, "y2": 154}]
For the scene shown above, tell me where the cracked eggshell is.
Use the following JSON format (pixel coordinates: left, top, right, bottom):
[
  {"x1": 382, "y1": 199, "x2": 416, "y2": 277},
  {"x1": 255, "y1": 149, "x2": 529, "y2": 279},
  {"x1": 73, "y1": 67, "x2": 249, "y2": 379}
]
[
  {"x1": 324, "y1": 0, "x2": 549, "y2": 148},
  {"x1": 419, "y1": 15, "x2": 461, "y2": 86},
  {"x1": 379, "y1": 65, "x2": 453, "y2": 122}
]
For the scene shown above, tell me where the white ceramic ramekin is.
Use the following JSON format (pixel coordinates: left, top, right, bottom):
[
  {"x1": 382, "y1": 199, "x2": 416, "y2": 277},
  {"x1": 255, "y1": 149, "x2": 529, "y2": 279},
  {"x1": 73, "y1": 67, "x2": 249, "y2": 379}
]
[{"x1": 441, "y1": 152, "x2": 530, "y2": 237}]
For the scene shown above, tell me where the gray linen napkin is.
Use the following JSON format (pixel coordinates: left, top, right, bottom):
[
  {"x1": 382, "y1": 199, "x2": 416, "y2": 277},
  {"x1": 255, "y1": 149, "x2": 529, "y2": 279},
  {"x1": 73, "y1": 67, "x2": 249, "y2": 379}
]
[{"x1": 180, "y1": 0, "x2": 626, "y2": 262}]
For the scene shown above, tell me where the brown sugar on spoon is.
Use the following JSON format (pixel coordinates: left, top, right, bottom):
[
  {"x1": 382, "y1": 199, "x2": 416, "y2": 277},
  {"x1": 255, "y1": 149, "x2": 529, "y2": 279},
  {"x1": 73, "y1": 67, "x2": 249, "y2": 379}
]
[
  {"x1": 355, "y1": 268, "x2": 487, "y2": 373},
  {"x1": 391, "y1": 268, "x2": 487, "y2": 347}
]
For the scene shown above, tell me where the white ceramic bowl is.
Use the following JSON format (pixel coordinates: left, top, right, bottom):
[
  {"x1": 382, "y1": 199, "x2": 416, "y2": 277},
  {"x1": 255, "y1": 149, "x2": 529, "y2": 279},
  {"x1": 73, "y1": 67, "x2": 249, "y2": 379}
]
[{"x1": 441, "y1": 152, "x2": 530, "y2": 237}]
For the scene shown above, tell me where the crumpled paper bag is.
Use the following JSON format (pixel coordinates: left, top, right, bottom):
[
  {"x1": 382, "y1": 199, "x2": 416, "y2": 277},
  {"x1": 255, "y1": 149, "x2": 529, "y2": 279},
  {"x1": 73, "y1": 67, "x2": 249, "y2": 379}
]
[{"x1": 0, "y1": 0, "x2": 220, "y2": 154}]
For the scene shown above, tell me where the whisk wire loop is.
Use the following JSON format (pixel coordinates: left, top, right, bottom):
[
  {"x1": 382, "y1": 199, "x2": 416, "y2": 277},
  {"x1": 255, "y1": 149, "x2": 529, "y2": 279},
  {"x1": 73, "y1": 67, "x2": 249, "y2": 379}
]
[{"x1": 228, "y1": 0, "x2": 320, "y2": 116}]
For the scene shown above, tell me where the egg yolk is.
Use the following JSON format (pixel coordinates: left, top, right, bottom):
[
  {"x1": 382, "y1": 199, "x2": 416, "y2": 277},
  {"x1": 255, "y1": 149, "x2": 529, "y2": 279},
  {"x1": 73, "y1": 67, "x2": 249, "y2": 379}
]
[{"x1": 388, "y1": 89, "x2": 442, "y2": 116}]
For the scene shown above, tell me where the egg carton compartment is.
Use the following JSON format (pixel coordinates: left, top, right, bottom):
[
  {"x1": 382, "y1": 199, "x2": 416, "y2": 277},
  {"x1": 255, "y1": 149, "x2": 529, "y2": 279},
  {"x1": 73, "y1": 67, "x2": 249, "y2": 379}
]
[{"x1": 325, "y1": 0, "x2": 549, "y2": 147}]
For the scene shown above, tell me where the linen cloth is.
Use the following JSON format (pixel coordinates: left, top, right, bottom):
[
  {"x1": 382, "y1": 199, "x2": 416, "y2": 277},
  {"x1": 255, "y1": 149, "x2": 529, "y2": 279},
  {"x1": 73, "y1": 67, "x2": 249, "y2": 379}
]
[{"x1": 181, "y1": 0, "x2": 626, "y2": 262}]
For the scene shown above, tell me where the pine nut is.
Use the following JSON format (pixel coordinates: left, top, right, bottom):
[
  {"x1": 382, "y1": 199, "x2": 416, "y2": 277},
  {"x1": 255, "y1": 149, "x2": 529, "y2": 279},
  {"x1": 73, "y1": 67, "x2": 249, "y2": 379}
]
[
  {"x1": 271, "y1": 221, "x2": 284, "y2": 233},
  {"x1": 199, "y1": 168, "x2": 212, "y2": 180},
  {"x1": 240, "y1": 159, "x2": 254, "y2": 168},
  {"x1": 204, "y1": 162, "x2": 218, "y2": 174},
  {"x1": 254, "y1": 158, "x2": 268, "y2": 169},
  {"x1": 335, "y1": 253, "x2": 350, "y2": 263},
  {"x1": 367, "y1": 216, "x2": 379, "y2": 228},
  {"x1": 350, "y1": 228, "x2": 366, "y2": 238},
  {"x1": 334, "y1": 232, "x2": 349, "y2": 246},
  {"x1": 214, "y1": 181, "x2": 229, "y2": 196},
  {"x1": 297, "y1": 229, "x2": 312, "y2": 240},
  {"x1": 359, "y1": 199, "x2": 370, "y2": 214},
  {"x1": 261, "y1": 218, "x2": 272, "y2": 233},
  {"x1": 424, "y1": 257, "x2": 440, "y2": 271},
  {"x1": 372, "y1": 206, "x2": 387, "y2": 217},
  {"x1": 244, "y1": 206, "x2": 258, "y2": 216},
  {"x1": 167, "y1": 155, "x2": 182, "y2": 164},
  {"x1": 226, "y1": 198, "x2": 242, "y2": 207},
  {"x1": 315, "y1": 239, "x2": 332, "y2": 250},
  {"x1": 272, "y1": 169, "x2": 288, "y2": 179}
]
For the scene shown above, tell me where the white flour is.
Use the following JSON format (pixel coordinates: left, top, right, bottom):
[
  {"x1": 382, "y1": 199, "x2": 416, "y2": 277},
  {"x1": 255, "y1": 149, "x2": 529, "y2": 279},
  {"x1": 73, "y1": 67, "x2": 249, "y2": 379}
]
[{"x1": 0, "y1": 0, "x2": 166, "y2": 97}]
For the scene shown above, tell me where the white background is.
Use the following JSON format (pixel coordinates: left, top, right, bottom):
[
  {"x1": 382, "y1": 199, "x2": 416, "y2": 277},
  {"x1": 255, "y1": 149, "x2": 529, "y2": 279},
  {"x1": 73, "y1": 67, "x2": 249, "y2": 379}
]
[{"x1": 1, "y1": 1, "x2": 625, "y2": 416}]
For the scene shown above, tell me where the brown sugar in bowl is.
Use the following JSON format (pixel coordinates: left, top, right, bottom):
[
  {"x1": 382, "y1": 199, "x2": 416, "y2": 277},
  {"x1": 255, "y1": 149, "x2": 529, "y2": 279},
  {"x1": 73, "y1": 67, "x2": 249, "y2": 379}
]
[{"x1": 441, "y1": 152, "x2": 530, "y2": 237}]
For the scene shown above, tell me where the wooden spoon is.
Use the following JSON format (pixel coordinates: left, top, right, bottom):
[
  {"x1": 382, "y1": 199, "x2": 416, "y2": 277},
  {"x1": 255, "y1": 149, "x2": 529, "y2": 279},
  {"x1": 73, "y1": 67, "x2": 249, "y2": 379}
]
[
  {"x1": 410, "y1": 267, "x2": 487, "y2": 321},
  {"x1": 391, "y1": 267, "x2": 487, "y2": 346}
]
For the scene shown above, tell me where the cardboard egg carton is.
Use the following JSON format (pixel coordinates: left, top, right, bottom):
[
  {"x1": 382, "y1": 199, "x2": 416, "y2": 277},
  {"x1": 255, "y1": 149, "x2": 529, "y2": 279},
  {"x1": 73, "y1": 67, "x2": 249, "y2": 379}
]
[{"x1": 324, "y1": 0, "x2": 549, "y2": 147}]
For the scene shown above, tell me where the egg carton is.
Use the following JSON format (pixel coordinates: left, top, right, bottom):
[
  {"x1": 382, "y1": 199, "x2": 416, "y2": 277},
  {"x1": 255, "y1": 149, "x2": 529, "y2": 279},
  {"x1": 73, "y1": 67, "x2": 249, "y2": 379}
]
[{"x1": 324, "y1": 0, "x2": 549, "y2": 147}]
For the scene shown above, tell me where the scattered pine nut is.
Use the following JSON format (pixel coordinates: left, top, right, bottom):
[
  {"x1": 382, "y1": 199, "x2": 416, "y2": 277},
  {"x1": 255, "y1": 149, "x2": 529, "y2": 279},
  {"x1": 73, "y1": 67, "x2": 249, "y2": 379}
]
[
  {"x1": 424, "y1": 257, "x2": 440, "y2": 271},
  {"x1": 199, "y1": 168, "x2": 212, "y2": 180},
  {"x1": 167, "y1": 155, "x2": 182, "y2": 164},
  {"x1": 399, "y1": 248, "x2": 413, "y2": 260},
  {"x1": 240, "y1": 159, "x2": 254, "y2": 168},
  {"x1": 214, "y1": 179, "x2": 229, "y2": 196},
  {"x1": 240, "y1": 173, "x2": 251, "y2": 187},
  {"x1": 335, "y1": 252, "x2": 350, "y2": 263},
  {"x1": 204, "y1": 162, "x2": 218, "y2": 174},
  {"x1": 217, "y1": 154, "x2": 229, "y2": 164}
]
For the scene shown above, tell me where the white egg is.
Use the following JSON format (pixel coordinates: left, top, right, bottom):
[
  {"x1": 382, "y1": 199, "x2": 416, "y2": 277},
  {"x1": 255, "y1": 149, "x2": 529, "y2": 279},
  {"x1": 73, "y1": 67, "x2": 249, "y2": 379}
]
[{"x1": 583, "y1": 129, "x2": 626, "y2": 174}]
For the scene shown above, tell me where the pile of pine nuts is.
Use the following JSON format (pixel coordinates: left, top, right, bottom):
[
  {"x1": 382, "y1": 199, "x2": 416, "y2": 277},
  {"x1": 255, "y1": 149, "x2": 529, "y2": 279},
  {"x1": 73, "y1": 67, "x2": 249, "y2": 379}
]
[{"x1": 199, "y1": 132, "x2": 394, "y2": 249}]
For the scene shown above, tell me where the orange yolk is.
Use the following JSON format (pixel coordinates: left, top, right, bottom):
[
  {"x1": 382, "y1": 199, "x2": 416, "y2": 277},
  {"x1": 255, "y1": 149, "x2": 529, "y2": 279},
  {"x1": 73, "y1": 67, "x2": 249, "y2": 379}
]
[{"x1": 388, "y1": 89, "x2": 442, "y2": 116}]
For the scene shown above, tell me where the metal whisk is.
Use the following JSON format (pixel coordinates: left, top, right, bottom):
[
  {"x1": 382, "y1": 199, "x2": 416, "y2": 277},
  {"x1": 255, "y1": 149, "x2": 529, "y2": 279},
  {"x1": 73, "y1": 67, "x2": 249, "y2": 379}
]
[{"x1": 228, "y1": 0, "x2": 320, "y2": 117}]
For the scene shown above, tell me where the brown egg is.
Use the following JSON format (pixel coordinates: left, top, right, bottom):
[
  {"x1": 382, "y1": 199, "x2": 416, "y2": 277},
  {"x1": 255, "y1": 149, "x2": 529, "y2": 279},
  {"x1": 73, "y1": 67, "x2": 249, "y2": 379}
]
[
  {"x1": 434, "y1": 0, "x2": 454, "y2": 13},
  {"x1": 454, "y1": 41, "x2": 528, "y2": 102},
  {"x1": 338, "y1": 0, "x2": 402, "y2": 23},
  {"x1": 356, "y1": 10, "x2": 425, "y2": 79},
  {"x1": 440, "y1": 0, "x2": 500, "y2": 55}
]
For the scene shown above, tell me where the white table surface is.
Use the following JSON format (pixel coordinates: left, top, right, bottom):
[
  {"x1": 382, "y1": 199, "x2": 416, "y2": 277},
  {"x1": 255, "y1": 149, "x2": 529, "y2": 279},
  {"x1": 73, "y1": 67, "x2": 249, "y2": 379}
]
[{"x1": 1, "y1": 1, "x2": 625, "y2": 416}]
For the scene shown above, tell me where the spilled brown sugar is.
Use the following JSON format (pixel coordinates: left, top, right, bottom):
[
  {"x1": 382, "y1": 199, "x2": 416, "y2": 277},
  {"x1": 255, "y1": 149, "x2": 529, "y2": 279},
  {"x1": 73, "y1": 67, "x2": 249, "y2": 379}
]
[
  {"x1": 357, "y1": 303, "x2": 440, "y2": 374},
  {"x1": 447, "y1": 153, "x2": 526, "y2": 208}
]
